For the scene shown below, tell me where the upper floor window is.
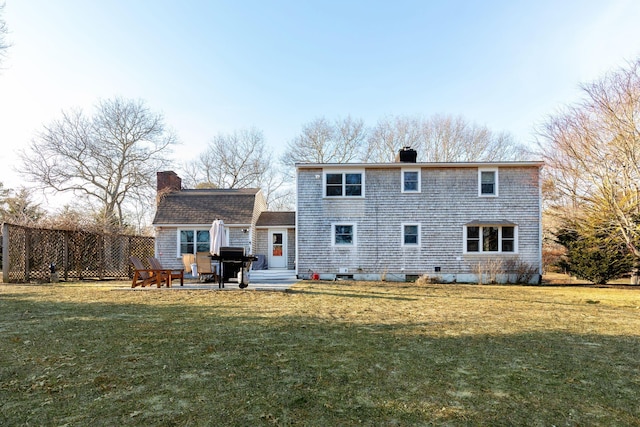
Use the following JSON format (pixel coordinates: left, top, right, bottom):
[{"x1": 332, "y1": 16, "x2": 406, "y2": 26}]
[
  {"x1": 324, "y1": 171, "x2": 364, "y2": 197},
  {"x1": 464, "y1": 224, "x2": 516, "y2": 253},
  {"x1": 478, "y1": 168, "x2": 498, "y2": 196},
  {"x1": 402, "y1": 169, "x2": 421, "y2": 193}
]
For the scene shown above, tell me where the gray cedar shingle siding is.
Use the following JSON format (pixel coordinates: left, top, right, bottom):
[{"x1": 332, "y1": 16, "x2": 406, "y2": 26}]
[
  {"x1": 251, "y1": 196, "x2": 268, "y2": 254},
  {"x1": 296, "y1": 163, "x2": 542, "y2": 282},
  {"x1": 228, "y1": 228, "x2": 251, "y2": 253},
  {"x1": 287, "y1": 228, "x2": 296, "y2": 270},
  {"x1": 255, "y1": 229, "x2": 268, "y2": 261},
  {"x1": 156, "y1": 228, "x2": 180, "y2": 267}
]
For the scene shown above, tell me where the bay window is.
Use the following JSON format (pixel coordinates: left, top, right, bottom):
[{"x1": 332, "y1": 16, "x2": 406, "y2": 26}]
[{"x1": 464, "y1": 223, "x2": 516, "y2": 253}]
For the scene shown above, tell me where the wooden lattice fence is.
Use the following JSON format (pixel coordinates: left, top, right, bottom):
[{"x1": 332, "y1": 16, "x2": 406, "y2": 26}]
[{"x1": 1, "y1": 223, "x2": 154, "y2": 283}]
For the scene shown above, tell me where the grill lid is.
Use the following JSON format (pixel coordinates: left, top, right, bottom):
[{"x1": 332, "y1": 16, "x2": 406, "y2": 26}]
[{"x1": 219, "y1": 247, "x2": 245, "y2": 260}]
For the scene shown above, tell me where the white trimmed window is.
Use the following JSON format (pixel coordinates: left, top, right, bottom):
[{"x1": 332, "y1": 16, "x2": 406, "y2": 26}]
[
  {"x1": 178, "y1": 229, "x2": 211, "y2": 256},
  {"x1": 402, "y1": 169, "x2": 421, "y2": 193},
  {"x1": 402, "y1": 223, "x2": 421, "y2": 246},
  {"x1": 324, "y1": 170, "x2": 364, "y2": 197},
  {"x1": 478, "y1": 168, "x2": 498, "y2": 197},
  {"x1": 332, "y1": 223, "x2": 356, "y2": 246},
  {"x1": 464, "y1": 224, "x2": 517, "y2": 254}
]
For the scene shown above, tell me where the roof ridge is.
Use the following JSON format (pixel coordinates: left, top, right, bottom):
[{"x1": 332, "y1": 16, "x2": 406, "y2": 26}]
[{"x1": 173, "y1": 188, "x2": 260, "y2": 195}]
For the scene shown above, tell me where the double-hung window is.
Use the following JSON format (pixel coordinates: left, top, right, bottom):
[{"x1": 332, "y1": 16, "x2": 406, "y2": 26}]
[
  {"x1": 402, "y1": 169, "x2": 421, "y2": 193},
  {"x1": 464, "y1": 224, "x2": 516, "y2": 253},
  {"x1": 178, "y1": 229, "x2": 211, "y2": 256},
  {"x1": 332, "y1": 223, "x2": 356, "y2": 246},
  {"x1": 402, "y1": 223, "x2": 421, "y2": 246},
  {"x1": 501, "y1": 226, "x2": 515, "y2": 252},
  {"x1": 325, "y1": 171, "x2": 364, "y2": 197},
  {"x1": 478, "y1": 168, "x2": 498, "y2": 196}
]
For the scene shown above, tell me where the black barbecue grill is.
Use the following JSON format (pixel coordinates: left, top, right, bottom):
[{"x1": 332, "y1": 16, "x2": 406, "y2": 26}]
[{"x1": 211, "y1": 247, "x2": 257, "y2": 289}]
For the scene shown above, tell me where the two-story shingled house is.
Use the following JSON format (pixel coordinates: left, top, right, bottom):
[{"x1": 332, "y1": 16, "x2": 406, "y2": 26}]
[
  {"x1": 152, "y1": 151, "x2": 542, "y2": 284},
  {"x1": 295, "y1": 149, "x2": 543, "y2": 283}
]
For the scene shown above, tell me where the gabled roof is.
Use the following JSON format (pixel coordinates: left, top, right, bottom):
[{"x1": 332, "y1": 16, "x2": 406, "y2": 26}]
[
  {"x1": 256, "y1": 211, "x2": 296, "y2": 227},
  {"x1": 153, "y1": 188, "x2": 260, "y2": 226}
]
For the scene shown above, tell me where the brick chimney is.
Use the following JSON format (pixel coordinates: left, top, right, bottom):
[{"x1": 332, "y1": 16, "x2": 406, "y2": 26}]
[{"x1": 157, "y1": 171, "x2": 182, "y2": 193}]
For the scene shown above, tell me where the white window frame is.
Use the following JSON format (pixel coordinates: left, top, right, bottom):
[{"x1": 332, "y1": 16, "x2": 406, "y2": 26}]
[
  {"x1": 463, "y1": 224, "x2": 518, "y2": 254},
  {"x1": 176, "y1": 228, "x2": 212, "y2": 257},
  {"x1": 478, "y1": 168, "x2": 499, "y2": 197},
  {"x1": 323, "y1": 169, "x2": 365, "y2": 198},
  {"x1": 401, "y1": 168, "x2": 421, "y2": 193},
  {"x1": 401, "y1": 222, "x2": 421, "y2": 247},
  {"x1": 331, "y1": 222, "x2": 357, "y2": 247}
]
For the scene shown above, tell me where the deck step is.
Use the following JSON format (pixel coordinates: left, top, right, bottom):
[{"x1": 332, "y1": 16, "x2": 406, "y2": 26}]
[{"x1": 249, "y1": 269, "x2": 297, "y2": 281}]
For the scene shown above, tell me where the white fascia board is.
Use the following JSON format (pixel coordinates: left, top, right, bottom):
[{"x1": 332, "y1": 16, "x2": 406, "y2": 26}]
[{"x1": 295, "y1": 161, "x2": 544, "y2": 169}]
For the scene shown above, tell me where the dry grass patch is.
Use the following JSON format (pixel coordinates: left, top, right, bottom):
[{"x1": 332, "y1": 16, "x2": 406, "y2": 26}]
[{"x1": 1, "y1": 281, "x2": 640, "y2": 426}]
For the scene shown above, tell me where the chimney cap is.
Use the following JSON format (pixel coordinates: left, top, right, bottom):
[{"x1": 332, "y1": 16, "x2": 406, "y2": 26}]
[{"x1": 395, "y1": 147, "x2": 417, "y2": 163}]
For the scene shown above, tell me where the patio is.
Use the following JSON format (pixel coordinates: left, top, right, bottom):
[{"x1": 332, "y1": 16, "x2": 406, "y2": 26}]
[{"x1": 119, "y1": 274, "x2": 299, "y2": 291}]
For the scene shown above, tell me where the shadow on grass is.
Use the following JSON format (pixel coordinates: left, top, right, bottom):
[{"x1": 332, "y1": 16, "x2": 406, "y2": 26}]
[
  {"x1": 1, "y1": 292, "x2": 640, "y2": 426},
  {"x1": 287, "y1": 288, "x2": 420, "y2": 301}
]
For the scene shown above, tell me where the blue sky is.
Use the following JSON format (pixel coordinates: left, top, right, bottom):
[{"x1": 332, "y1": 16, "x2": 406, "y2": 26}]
[{"x1": 1, "y1": 0, "x2": 640, "y2": 193}]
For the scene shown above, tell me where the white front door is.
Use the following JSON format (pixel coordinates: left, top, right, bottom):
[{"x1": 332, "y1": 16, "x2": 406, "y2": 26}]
[{"x1": 268, "y1": 229, "x2": 287, "y2": 269}]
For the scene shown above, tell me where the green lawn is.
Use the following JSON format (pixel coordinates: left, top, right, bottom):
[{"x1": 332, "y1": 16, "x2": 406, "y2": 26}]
[{"x1": 1, "y1": 281, "x2": 640, "y2": 426}]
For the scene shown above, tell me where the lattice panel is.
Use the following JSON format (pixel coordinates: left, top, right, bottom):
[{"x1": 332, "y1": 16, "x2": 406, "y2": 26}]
[{"x1": 1, "y1": 224, "x2": 154, "y2": 283}]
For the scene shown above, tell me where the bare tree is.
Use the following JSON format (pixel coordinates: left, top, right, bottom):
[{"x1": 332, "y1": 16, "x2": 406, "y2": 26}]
[
  {"x1": 266, "y1": 188, "x2": 296, "y2": 211},
  {"x1": 182, "y1": 128, "x2": 292, "y2": 209},
  {"x1": 257, "y1": 168, "x2": 295, "y2": 211},
  {"x1": 0, "y1": 184, "x2": 44, "y2": 225},
  {"x1": 422, "y1": 114, "x2": 525, "y2": 162},
  {"x1": 538, "y1": 58, "x2": 640, "y2": 263},
  {"x1": 19, "y1": 97, "x2": 176, "y2": 230},
  {"x1": 365, "y1": 115, "x2": 422, "y2": 162},
  {"x1": 281, "y1": 116, "x2": 367, "y2": 166},
  {"x1": 366, "y1": 114, "x2": 527, "y2": 163},
  {"x1": 182, "y1": 128, "x2": 268, "y2": 189},
  {"x1": 0, "y1": 3, "x2": 9, "y2": 66},
  {"x1": 38, "y1": 204, "x2": 97, "y2": 232}
]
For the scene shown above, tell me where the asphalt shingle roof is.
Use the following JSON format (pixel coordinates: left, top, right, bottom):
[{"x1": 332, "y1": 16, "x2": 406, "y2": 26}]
[
  {"x1": 153, "y1": 188, "x2": 260, "y2": 225},
  {"x1": 256, "y1": 211, "x2": 296, "y2": 227}
]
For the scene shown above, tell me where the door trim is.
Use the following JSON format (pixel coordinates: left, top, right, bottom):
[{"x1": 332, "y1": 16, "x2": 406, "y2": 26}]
[{"x1": 268, "y1": 229, "x2": 287, "y2": 269}]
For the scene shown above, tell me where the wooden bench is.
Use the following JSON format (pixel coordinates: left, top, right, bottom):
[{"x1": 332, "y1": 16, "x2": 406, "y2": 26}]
[
  {"x1": 129, "y1": 256, "x2": 173, "y2": 288},
  {"x1": 148, "y1": 256, "x2": 184, "y2": 286}
]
